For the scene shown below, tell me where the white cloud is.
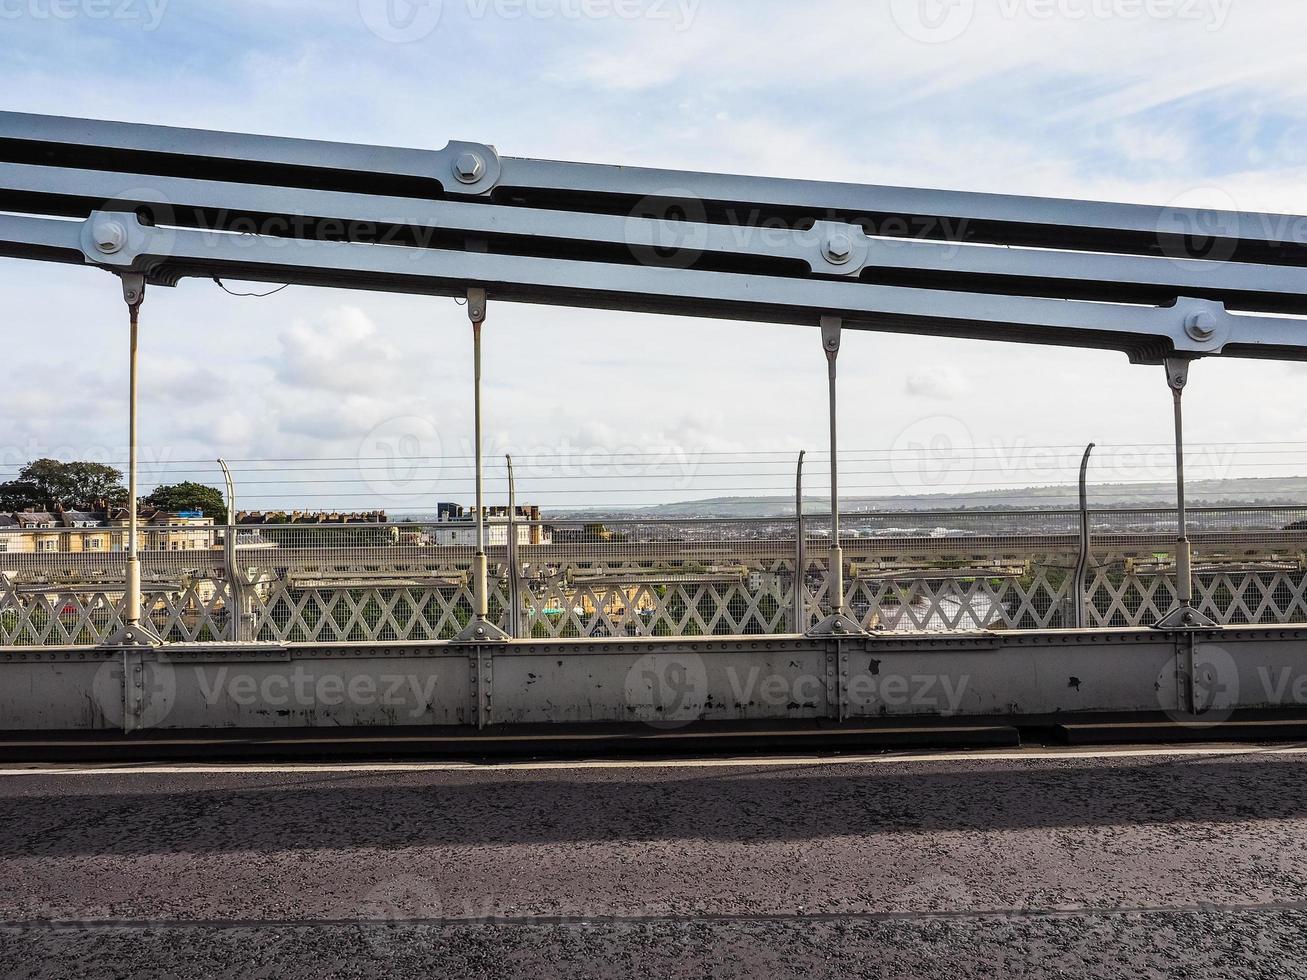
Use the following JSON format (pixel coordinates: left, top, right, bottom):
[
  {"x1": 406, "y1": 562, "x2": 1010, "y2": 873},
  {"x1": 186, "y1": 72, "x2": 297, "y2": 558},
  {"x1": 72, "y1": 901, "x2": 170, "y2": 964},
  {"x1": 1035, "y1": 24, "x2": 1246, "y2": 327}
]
[
  {"x1": 274, "y1": 306, "x2": 405, "y2": 393},
  {"x1": 904, "y1": 367, "x2": 973, "y2": 402}
]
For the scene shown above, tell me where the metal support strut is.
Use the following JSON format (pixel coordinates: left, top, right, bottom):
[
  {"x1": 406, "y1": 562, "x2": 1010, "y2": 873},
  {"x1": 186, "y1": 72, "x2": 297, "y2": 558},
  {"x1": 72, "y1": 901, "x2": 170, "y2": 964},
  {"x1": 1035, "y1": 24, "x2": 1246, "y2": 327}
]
[
  {"x1": 794, "y1": 450, "x2": 807, "y2": 633},
  {"x1": 105, "y1": 274, "x2": 162, "y2": 648},
  {"x1": 1156, "y1": 357, "x2": 1216, "y2": 630},
  {"x1": 457, "y1": 287, "x2": 510, "y2": 643},
  {"x1": 506, "y1": 453, "x2": 521, "y2": 639},
  {"x1": 1072, "y1": 443, "x2": 1096, "y2": 629},
  {"x1": 217, "y1": 458, "x2": 250, "y2": 643},
  {"x1": 808, "y1": 316, "x2": 866, "y2": 636}
]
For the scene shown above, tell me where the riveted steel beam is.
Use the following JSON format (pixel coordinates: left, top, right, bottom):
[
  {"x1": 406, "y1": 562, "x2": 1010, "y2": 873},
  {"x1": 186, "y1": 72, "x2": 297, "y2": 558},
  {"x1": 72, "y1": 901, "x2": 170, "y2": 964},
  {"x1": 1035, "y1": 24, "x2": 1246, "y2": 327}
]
[
  {"x1": 2, "y1": 113, "x2": 1307, "y2": 363},
  {"x1": 3, "y1": 161, "x2": 1307, "y2": 317},
  {"x1": 1, "y1": 209, "x2": 1299, "y2": 364}
]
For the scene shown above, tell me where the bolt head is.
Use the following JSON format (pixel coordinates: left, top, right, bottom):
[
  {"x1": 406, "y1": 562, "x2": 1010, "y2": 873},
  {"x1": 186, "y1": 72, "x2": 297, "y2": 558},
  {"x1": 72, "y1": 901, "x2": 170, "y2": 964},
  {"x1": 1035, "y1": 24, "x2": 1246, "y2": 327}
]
[
  {"x1": 1185, "y1": 311, "x2": 1218, "y2": 342},
  {"x1": 94, "y1": 220, "x2": 127, "y2": 254},
  {"x1": 824, "y1": 232, "x2": 853, "y2": 263},
  {"x1": 454, "y1": 152, "x2": 486, "y2": 184}
]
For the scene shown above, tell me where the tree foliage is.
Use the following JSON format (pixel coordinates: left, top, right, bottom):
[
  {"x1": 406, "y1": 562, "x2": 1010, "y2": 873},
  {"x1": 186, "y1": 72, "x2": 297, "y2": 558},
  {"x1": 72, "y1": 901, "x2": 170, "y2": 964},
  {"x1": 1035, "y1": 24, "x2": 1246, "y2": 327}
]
[
  {"x1": 0, "y1": 459, "x2": 128, "y2": 511},
  {"x1": 142, "y1": 482, "x2": 228, "y2": 519}
]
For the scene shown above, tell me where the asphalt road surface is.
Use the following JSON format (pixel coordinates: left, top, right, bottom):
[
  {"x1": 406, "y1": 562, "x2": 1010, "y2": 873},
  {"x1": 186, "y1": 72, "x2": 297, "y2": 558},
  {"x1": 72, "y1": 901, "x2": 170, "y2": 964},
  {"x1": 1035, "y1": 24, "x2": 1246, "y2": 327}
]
[{"x1": 2, "y1": 745, "x2": 1307, "y2": 978}]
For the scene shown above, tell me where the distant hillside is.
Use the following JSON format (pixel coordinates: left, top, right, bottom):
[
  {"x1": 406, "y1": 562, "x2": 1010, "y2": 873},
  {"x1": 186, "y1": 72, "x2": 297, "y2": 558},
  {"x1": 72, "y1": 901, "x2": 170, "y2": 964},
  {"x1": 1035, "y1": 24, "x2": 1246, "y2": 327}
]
[{"x1": 568, "y1": 477, "x2": 1307, "y2": 519}]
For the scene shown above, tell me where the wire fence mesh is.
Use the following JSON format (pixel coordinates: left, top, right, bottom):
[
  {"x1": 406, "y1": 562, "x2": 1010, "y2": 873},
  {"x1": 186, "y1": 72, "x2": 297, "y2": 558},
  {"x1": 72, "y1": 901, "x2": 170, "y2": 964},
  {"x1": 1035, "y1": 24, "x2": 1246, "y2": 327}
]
[{"x1": 4, "y1": 506, "x2": 1307, "y2": 645}]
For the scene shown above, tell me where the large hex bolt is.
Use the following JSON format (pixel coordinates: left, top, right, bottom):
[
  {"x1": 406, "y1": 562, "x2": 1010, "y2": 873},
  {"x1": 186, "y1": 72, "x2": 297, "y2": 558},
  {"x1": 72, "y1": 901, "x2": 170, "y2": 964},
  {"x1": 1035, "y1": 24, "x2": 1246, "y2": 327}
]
[
  {"x1": 1185, "y1": 311, "x2": 1218, "y2": 343},
  {"x1": 824, "y1": 231, "x2": 854, "y2": 265},
  {"x1": 453, "y1": 152, "x2": 486, "y2": 185},
  {"x1": 94, "y1": 219, "x2": 128, "y2": 255}
]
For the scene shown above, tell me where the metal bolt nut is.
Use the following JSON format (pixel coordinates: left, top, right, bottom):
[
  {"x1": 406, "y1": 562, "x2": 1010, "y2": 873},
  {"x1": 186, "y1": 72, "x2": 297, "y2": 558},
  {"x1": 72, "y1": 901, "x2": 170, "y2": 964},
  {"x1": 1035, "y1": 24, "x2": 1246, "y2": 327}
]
[
  {"x1": 1185, "y1": 311, "x2": 1218, "y2": 342},
  {"x1": 824, "y1": 232, "x2": 853, "y2": 264},
  {"x1": 94, "y1": 220, "x2": 127, "y2": 254},
  {"x1": 453, "y1": 152, "x2": 486, "y2": 184}
]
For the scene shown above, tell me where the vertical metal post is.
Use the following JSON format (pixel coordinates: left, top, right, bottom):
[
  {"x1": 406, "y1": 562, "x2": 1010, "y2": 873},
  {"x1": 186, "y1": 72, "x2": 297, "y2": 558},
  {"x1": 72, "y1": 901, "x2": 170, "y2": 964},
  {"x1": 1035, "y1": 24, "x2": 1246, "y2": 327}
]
[
  {"x1": 794, "y1": 450, "x2": 806, "y2": 633},
  {"x1": 1157, "y1": 357, "x2": 1214, "y2": 629},
  {"x1": 826, "y1": 322, "x2": 842, "y2": 615},
  {"x1": 808, "y1": 317, "x2": 864, "y2": 635},
  {"x1": 457, "y1": 288, "x2": 509, "y2": 643},
  {"x1": 506, "y1": 454, "x2": 521, "y2": 639},
  {"x1": 1173, "y1": 372, "x2": 1191, "y2": 605},
  {"x1": 473, "y1": 293, "x2": 487, "y2": 611},
  {"x1": 106, "y1": 274, "x2": 161, "y2": 648},
  {"x1": 1072, "y1": 443, "x2": 1095, "y2": 629},
  {"x1": 126, "y1": 292, "x2": 142, "y2": 626},
  {"x1": 217, "y1": 458, "x2": 244, "y2": 643}
]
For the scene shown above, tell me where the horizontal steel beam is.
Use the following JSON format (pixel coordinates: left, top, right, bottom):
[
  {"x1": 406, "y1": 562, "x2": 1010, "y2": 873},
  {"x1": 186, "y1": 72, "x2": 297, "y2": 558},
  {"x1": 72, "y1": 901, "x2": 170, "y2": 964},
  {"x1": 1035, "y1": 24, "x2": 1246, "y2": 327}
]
[
  {"x1": 3, "y1": 110, "x2": 1302, "y2": 257},
  {"x1": 3, "y1": 112, "x2": 1307, "y2": 362},
  {"x1": 2, "y1": 209, "x2": 1298, "y2": 362},
  {"x1": 4, "y1": 628, "x2": 1307, "y2": 731},
  {"x1": 5, "y1": 161, "x2": 1307, "y2": 316}
]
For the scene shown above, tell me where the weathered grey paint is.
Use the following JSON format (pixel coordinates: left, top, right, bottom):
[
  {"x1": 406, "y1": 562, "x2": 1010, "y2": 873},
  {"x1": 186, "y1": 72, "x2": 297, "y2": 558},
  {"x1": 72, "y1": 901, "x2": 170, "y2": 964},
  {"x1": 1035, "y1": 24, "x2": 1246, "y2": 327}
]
[{"x1": 4, "y1": 629, "x2": 1306, "y2": 732}]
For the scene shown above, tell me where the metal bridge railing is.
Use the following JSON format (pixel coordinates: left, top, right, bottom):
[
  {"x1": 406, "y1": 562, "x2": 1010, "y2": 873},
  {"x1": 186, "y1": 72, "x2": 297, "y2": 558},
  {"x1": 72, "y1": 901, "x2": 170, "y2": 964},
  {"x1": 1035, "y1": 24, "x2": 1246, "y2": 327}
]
[{"x1": 2, "y1": 507, "x2": 1307, "y2": 646}]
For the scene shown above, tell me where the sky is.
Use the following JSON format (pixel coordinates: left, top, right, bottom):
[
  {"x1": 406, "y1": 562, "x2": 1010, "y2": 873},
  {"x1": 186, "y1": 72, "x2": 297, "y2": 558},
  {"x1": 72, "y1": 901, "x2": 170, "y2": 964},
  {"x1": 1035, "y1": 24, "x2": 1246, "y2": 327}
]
[{"x1": 2, "y1": 0, "x2": 1307, "y2": 512}]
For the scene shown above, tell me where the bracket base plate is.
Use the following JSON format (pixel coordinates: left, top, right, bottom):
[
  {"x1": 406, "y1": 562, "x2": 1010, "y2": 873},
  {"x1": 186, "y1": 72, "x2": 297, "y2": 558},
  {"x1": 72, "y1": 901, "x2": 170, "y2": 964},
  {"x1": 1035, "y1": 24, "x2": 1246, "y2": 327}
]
[
  {"x1": 454, "y1": 617, "x2": 512, "y2": 644},
  {"x1": 1154, "y1": 605, "x2": 1218, "y2": 631},
  {"x1": 102, "y1": 621, "x2": 165, "y2": 649},
  {"x1": 806, "y1": 612, "x2": 870, "y2": 638}
]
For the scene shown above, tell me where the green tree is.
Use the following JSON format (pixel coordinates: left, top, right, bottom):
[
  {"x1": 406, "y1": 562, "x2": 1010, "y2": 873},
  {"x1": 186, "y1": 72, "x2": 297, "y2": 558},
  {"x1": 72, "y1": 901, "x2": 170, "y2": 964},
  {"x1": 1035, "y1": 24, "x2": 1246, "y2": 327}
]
[
  {"x1": 0, "y1": 459, "x2": 128, "y2": 510},
  {"x1": 142, "y1": 482, "x2": 228, "y2": 519}
]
